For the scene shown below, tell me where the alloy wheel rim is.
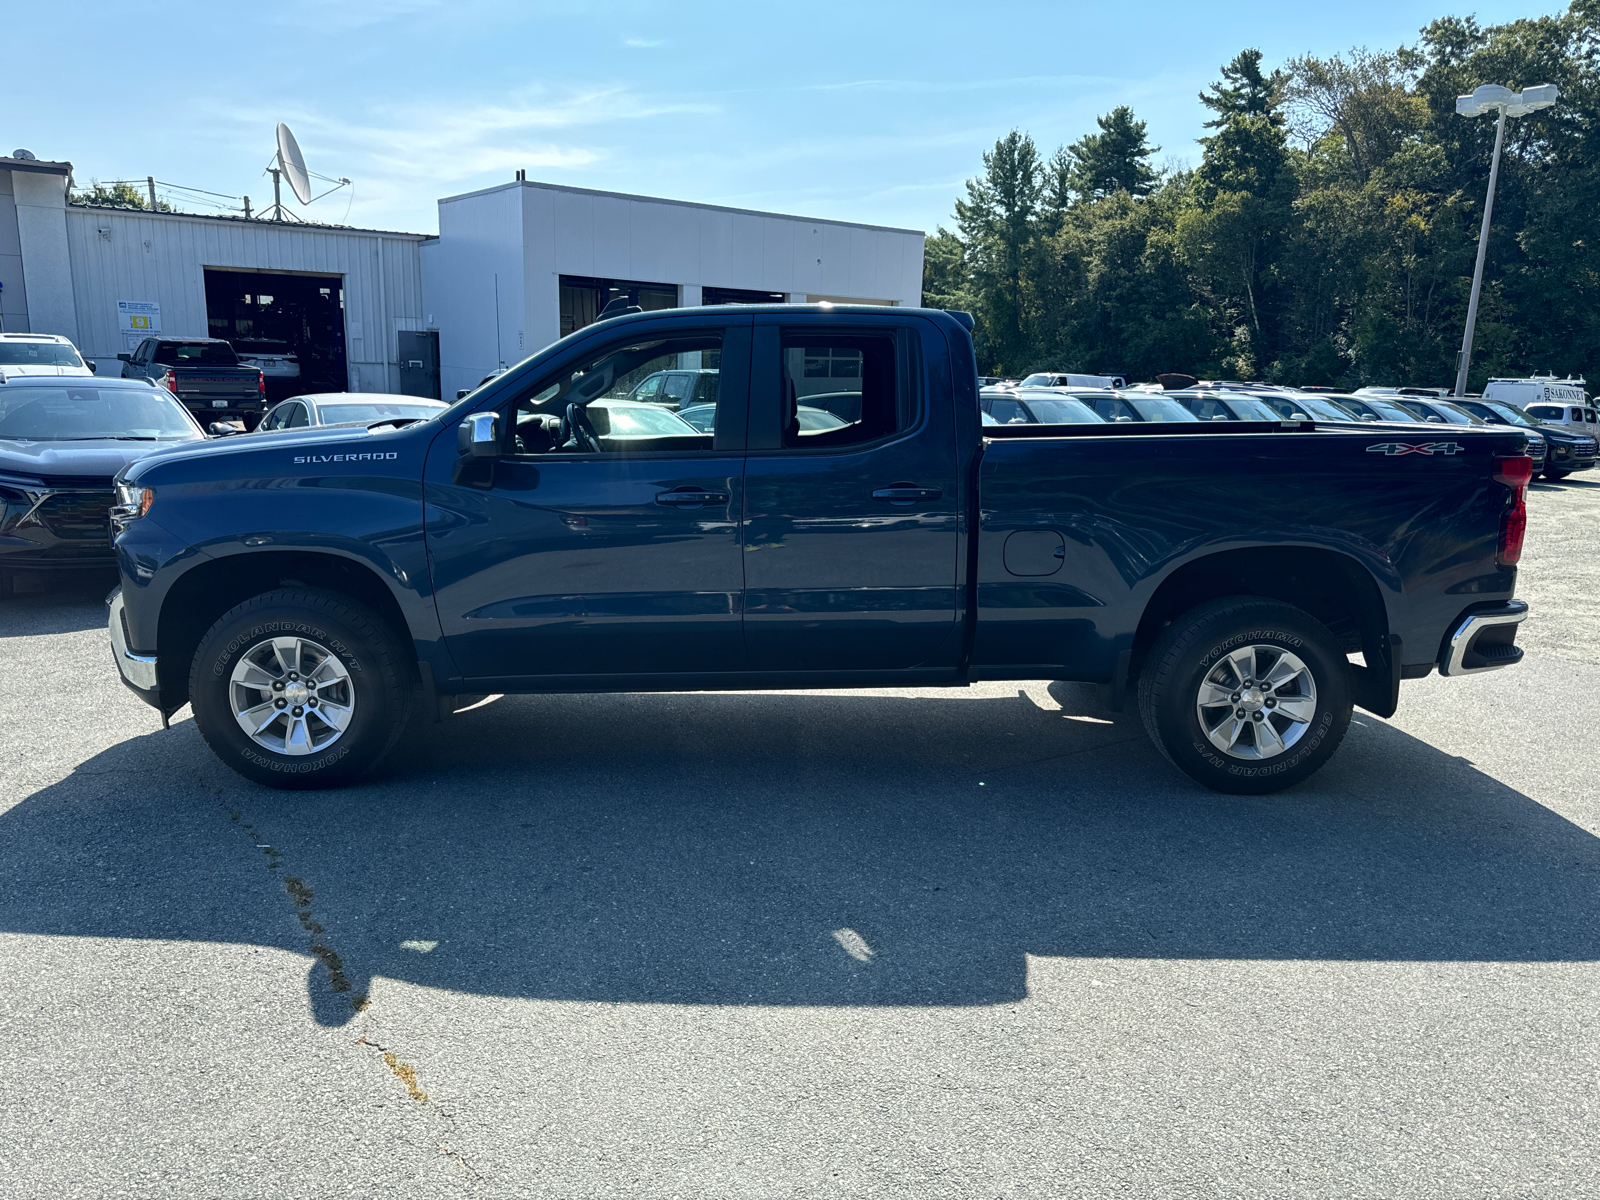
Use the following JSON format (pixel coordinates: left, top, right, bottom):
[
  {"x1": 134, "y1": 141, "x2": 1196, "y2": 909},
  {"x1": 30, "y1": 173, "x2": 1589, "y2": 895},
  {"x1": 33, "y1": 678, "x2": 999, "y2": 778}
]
[
  {"x1": 1195, "y1": 644, "x2": 1317, "y2": 760},
  {"x1": 229, "y1": 636, "x2": 356, "y2": 756}
]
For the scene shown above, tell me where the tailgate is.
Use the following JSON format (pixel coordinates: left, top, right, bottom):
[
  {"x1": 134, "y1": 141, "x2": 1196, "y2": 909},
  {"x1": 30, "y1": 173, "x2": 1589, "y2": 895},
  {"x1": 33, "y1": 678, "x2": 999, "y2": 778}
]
[{"x1": 173, "y1": 370, "x2": 259, "y2": 403}]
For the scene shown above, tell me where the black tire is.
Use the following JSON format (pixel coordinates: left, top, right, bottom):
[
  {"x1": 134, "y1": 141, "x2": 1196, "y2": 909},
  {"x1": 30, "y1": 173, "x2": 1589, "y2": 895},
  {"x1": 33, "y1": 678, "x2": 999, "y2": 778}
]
[
  {"x1": 189, "y1": 588, "x2": 414, "y2": 789},
  {"x1": 1137, "y1": 596, "x2": 1352, "y2": 795},
  {"x1": 1544, "y1": 469, "x2": 1570, "y2": 480}
]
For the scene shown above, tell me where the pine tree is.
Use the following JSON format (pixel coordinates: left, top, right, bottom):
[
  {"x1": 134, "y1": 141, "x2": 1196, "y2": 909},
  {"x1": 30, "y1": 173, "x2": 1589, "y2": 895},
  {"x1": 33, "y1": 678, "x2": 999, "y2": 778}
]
[
  {"x1": 1067, "y1": 107, "x2": 1162, "y2": 200},
  {"x1": 1200, "y1": 49, "x2": 1289, "y2": 127}
]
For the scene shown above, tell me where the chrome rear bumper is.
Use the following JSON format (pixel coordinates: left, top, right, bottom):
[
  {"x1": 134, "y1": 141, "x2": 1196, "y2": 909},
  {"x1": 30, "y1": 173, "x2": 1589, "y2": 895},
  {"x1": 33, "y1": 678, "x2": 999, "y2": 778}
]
[{"x1": 1439, "y1": 600, "x2": 1529, "y2": 676}]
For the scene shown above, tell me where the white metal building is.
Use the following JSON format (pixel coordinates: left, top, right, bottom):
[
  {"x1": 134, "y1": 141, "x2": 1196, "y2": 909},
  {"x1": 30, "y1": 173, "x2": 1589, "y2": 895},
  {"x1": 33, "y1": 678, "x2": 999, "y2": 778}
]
[
  {"x1": 419, "y1": 179, "x2": 926, "y2": 401},
  {"x1": 0, "y1": 155, "x2": 925, "y2": 402}
]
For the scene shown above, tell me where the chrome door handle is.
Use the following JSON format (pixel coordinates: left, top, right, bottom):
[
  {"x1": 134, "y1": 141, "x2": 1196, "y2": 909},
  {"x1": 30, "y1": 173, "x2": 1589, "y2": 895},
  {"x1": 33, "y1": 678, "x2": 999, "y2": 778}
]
[
  {"x1": 655, "y1": 489, "x2": 729, "y2": 507},
  {"x1": 871, "y1": 485, "x2": 943, "y2": 505}
]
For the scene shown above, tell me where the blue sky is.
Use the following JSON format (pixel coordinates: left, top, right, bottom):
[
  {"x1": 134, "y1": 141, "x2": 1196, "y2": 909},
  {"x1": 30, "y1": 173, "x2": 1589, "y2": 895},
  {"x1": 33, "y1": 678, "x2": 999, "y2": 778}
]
[{"x1": 14, "y1": 0, "x2": 1551, "y2": 236}]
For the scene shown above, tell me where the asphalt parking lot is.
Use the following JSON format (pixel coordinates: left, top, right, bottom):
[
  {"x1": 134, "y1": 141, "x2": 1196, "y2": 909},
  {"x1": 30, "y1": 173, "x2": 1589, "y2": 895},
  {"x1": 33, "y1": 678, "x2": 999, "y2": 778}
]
[{"x1": 3, "y1": 476, "x2": 1598, "y2": 1199}]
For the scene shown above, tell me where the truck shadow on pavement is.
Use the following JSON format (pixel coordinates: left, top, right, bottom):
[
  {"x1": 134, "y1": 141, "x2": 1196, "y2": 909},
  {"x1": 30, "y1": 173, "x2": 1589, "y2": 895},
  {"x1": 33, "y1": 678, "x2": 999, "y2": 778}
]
[{"x1": 4, "y1": 683, "x2": 1598, "y2": 1025}]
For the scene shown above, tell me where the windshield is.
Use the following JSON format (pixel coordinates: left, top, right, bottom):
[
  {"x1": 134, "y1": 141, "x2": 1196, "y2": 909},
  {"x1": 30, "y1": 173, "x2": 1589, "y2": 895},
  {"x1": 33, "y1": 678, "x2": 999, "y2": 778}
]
[
  {"x1": 1433, "y1": 401, "x2": 1486, "y2": 425},
  {"x1": 156, "y1": 341, "x2": 238, "y2": 366},
  {"x1": 319, "y1": 402, "x2": 444, "y2": 424},
  {"x1": 1019, "y1": 373, "x2": 1054, "y2": 388},
  {"x1": 1339, "y1": 396, "x2": 1420, "y2": 422},
  {"x1": 1126, "y1": 397, "x2": 1200, "y2": 422},
  {"x1": 1222, "y1": 396, "x2": 1285, "y2": 421},
  {"x1": 1021, "y1": 397, "x2": 1103, "y2": 424},
  {"x1": 1479, "y1": 401, "x2": 1539, "y2": 427},
  {"x1": 0, "y1": 341, "x2": 84, "y2": 368},
  {"x1": 589, "y1": 400, "x2": 697, "y2": 436},
  {"x1": 0, "y1": 384, "x2": 198, "y2": 440},
  {"x1": 1296, "y1": 396, "x2": 1358, "y2": 421}
]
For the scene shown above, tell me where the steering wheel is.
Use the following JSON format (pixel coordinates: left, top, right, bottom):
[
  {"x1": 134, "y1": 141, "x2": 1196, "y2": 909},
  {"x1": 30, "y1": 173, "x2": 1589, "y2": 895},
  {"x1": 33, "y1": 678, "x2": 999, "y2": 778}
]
[{"x1": 567, "y1": 403, "x2": 603, "y2": 453}]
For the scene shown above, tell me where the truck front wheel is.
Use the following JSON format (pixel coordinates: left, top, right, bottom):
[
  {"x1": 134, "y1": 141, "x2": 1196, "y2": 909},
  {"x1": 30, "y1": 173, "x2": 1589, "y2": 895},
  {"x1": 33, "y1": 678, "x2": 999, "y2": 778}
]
[
  {"x1": 188, "y1": 588, "x2": 414, "y2": 789},
  {"x1": 1137, "y1": 597, "x2": 1352, "y2": 795}
]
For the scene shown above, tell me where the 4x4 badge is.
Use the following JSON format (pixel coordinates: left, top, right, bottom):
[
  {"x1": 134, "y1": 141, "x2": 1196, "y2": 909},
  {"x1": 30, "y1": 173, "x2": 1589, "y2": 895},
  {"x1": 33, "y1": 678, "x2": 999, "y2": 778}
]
[{"x1": 1366, "y1": 442, "x2": 1465, "y2": 456}]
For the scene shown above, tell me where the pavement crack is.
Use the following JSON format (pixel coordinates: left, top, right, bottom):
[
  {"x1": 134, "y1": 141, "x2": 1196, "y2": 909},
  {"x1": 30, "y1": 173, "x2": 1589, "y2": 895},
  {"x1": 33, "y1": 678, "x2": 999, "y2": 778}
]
[{"x1": 219, "y1": 794, "x2": 484, "y2": 1190}]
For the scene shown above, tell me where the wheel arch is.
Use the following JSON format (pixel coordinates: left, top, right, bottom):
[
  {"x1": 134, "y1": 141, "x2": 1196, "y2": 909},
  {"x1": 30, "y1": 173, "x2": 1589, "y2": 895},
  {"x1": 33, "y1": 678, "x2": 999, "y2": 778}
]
[
  {"x1": 1130, "y1": 545, "x2": 1398, "y2": 717},
  {"x1": 155, "y1": 549, "x2": 418, "y2": 714}
]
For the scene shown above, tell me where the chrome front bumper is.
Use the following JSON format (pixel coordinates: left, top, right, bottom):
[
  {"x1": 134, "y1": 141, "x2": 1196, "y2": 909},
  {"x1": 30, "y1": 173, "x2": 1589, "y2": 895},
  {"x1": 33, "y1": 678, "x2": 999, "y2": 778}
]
[
  {"x1": 1439, "y1": 600, "x2": 1529, "y2": 676},
  {"x1": 107, "y1": 587, "x2": 158, "y2": 691}
]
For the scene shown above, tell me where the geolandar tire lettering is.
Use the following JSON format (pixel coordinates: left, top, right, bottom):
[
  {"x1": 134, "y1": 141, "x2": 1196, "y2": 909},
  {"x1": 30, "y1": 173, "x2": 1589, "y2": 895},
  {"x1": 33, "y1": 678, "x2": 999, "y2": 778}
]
[
  {"x1": 188, "y1": 588, "x2": 414, "y2": 790},
  {"x1": 1137, "y1": 596, "x2": 1353, "y2": 795}
]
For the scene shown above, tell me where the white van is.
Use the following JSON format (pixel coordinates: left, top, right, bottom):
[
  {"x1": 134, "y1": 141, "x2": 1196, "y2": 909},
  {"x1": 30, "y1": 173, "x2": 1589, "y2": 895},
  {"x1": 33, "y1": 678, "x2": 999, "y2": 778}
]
[
  {"x1": 1020, "y1": 371, "x2": 1128, "y2": 390},
  {"x1": 1483, "y1": 377, "x2": 1596, "y2": 430}
]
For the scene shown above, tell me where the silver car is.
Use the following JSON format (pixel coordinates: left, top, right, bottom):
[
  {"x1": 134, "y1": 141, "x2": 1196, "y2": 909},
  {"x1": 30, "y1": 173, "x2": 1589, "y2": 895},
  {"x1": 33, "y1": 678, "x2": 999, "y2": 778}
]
[{"x1": 257, "y1": 392, "x2": 449, "y2": 431}]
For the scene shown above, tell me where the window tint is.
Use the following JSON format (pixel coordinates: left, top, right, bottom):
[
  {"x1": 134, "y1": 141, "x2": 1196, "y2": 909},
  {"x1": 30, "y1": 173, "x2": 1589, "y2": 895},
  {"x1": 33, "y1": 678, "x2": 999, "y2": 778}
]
[
  {"x1": 779, "y1": 333, "x2": 905, "y2": 449},
  {"x1": 1527, "y1": 405, "x2": 1562, "y2": 419},
  {"x1": 1186, "y1": 396, "x2": 1232, "y2": 420},
  {"x1": 985, "y1": 397, "x2": 1032, "y2": 424},
  {"x1": 659, "y1": 373, "x2": 697, "y2": 406},
  {"x1": 286, "y1": 403, "x2": 309, "y2": 428},
  {"x1": 1091, "y1": 397, "x2": 1136, "y2": 422},
  {"x1": 509, "y1": 332, "x2": 723, "y2": 456},
  {"x1": 156, "y1": 341, "x2": 238, "y2": 366}
]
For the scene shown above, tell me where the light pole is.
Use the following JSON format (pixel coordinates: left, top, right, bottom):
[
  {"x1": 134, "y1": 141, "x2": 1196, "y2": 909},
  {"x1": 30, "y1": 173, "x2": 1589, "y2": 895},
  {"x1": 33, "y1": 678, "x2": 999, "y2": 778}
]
[{"x1": 1452, "y1": 82, "x2": 1558, "y2": 397}]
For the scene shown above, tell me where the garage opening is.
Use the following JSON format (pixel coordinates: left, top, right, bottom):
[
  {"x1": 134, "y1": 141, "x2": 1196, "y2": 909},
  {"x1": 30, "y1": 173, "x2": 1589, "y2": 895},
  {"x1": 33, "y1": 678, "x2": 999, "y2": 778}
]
[
  {"x1": 559, "y1": 275, "x2": 676, "y2": 338},
  {"x1": 205, "y1": 268, "x2": 347, "y2": 402}
]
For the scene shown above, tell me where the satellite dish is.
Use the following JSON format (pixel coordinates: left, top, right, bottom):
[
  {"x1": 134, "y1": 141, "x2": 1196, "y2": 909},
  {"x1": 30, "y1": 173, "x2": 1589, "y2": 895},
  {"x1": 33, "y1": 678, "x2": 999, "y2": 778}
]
[{"x1": 276, "y1": 123, "x2": 312, "y2": 205}]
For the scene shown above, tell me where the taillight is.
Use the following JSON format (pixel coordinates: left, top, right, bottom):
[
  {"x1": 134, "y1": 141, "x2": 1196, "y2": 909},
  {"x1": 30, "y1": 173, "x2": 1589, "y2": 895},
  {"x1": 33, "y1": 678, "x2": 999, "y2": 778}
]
[
  {"x1": 1493, "y1": 454, "x2": 1532, "y2": 565},
  {"x1": 258, "y1": 369, "x2": 266, "y2": 395},
  {"x1": 162, "y1": 369, "x2": 177, "y2": 394},
  {"x1": 1493, "y1": 455, "x2": 1533, "y2": 488}
]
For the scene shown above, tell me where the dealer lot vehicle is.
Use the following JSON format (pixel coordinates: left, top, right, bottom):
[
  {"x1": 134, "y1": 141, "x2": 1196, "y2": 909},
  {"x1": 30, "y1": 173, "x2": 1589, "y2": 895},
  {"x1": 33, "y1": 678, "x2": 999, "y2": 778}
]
[
  {"x1": 1019, "y1": 371, "x2": 1127, "y2": 389},
  {"x1": 0, "y1": 376, "x2": 204, "y2": 594},
  {"x1": 108, "y1": 305, "x2": 1531, "y2": 796},
  {"x1": 1322, "y1": 394, "x2": 1426, "y2": 424},
  {"x1": 257, "y1": 393, "x2": 449, "y2": 432},
  {"x1": 1483, "y1": 375, "x2": 1590, "y2": 424},
  {"x1": 119, "y1": 338, "x2": 266, "y2": 429},
  {"x1": 1448, "y1": 399, "x2": 1583, "y2": 478},
  {"x1": 678, "y1": 402, "x2": 844, "y2": 435},
  {"x1": 1081, "y1": 392, "x2": 1201, "y2": 424},
  {"x1": 0, "y1": 333, "x2": 95, "y2": 378},
  {"x1": 979, "y1": 387, "x2": 1105, "y2": 425},
  {"x1": 625, "y1": 368, "x2": 720, "y2": 411}
]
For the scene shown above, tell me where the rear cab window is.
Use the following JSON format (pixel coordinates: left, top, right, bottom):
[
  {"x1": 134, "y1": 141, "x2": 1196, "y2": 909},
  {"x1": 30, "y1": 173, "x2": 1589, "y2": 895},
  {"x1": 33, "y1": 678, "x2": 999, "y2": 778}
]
[{"x1": 156, "y1": 341, "x2": 239, "y2": 366}]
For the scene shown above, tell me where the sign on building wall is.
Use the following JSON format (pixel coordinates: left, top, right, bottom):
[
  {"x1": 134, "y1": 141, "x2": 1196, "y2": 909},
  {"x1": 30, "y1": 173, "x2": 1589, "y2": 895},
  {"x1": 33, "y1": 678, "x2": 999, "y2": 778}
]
[{"x1": 117, "y1": 300, "x2": 161, "y2": 349}]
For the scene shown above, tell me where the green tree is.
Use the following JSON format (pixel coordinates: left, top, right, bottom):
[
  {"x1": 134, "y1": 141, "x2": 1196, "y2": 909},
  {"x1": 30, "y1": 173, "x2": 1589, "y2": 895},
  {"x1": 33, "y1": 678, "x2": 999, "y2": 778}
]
[
  {"x1": 1067, "y1": 106, "x2": 1161, "y2": 200},
  {"x1": 954, "y1": 130, "x2": 1043, "y2": 371},
  {"x1": 69, "y1": 179, "x2": 171, "y2": 211},
  {"x1": 1200, "y1": 49, "x2": 1289, "y2": 127}
]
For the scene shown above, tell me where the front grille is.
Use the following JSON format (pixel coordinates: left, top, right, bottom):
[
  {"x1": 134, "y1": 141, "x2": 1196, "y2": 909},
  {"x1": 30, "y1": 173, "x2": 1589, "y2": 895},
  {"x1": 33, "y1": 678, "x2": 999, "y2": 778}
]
[{"x1": 36, "y1": 491, "x2": 115, "y2": 541}]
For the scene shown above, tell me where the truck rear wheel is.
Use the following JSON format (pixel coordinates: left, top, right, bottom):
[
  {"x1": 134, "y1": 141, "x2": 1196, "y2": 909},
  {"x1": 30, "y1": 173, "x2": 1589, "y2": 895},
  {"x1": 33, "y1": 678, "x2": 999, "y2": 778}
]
[
  {"x1": 188, "y1": 588, "x2": 414, "y2": 789},
  {"x1": 1137, "y1": 596, "x2": 1352, "y2": 795}
]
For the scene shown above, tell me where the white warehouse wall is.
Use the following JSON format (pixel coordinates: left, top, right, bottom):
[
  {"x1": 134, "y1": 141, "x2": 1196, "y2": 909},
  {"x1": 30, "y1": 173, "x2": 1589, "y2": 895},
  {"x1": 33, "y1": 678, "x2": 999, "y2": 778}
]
[
  {"x1": 63, "y1": 206, "x2": 428, "y2": 391},
  {"x1": 425, "y1": 180, "x2": 925, "y2": 401}
]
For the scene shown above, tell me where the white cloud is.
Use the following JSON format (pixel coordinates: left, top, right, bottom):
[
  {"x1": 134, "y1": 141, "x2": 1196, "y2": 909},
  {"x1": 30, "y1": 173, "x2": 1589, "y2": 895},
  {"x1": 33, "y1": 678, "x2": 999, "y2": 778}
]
[{"x1": 624, "y1": 37, "x2": 666, "y2": 48}]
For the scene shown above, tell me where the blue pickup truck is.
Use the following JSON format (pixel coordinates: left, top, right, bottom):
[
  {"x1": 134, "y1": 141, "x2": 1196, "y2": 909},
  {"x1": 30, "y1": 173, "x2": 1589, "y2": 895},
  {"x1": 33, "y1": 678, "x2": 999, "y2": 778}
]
[{"x1": 106, "y1": 306, "x2": 1531, "y2": 795}]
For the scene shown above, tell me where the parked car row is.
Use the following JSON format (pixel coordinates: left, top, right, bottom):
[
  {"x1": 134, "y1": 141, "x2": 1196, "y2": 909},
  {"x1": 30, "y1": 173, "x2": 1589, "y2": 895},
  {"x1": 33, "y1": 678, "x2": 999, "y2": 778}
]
[{"x1": 979, "y1": 380, "x2": 1596, "y2": 482}]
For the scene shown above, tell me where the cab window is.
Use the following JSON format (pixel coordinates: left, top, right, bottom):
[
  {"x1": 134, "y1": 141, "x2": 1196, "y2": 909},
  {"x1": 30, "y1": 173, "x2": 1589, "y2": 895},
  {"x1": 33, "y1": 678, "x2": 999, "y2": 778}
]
[
  {"x1": 508, "y1": 332, "x2": 725, "y2": 456},
  {"x1": 778, "y1": 332, "x2": 908, "y2": 449}
]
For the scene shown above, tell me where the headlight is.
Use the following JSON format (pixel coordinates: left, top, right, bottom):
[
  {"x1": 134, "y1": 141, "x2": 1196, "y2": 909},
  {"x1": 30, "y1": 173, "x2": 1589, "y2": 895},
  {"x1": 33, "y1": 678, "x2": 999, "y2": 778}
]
[{"x1": 113, "y1": 483, "x2": 154, "y2": 519}]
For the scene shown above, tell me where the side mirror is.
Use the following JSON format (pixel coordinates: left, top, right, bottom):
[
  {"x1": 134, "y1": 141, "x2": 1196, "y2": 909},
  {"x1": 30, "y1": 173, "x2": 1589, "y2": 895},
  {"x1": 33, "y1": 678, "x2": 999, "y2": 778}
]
[
  {"x1": 86, "y1": 360, "x2": 99, "y2": 374},
  {"x1": 208, "y1": 422, "x2": 237, "y2": 437},
  {"x1": 457, "y1": 411, "x2": 501, "y2": 457},
  {"x1": 456, "y1": 388, "x2": 470, "y2": 401},
  {"x1": 117, "y1": 353, "x2": 132, "y2": 362}
]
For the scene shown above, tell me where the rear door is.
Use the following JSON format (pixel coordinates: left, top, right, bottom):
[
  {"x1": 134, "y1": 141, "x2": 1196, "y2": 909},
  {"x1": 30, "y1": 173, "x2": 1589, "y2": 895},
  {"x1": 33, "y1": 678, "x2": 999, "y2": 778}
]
[{"x1": 741, "y1": 313, "x2": 961, "y2": 673}]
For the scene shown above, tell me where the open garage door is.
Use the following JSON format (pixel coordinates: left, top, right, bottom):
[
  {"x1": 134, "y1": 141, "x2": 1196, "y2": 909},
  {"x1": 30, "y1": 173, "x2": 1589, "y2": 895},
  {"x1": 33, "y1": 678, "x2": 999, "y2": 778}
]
[{"x1": 205, "y1": 269, "x2": 348, "y2": 402}]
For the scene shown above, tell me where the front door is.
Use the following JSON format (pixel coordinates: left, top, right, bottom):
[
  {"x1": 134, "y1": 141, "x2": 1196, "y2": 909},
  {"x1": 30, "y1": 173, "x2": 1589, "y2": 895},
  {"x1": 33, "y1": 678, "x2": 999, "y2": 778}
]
[
  {"x1": 427, "y1": 319, "x2": 750, "y2": 682},
  {"x1": 740, "y1": 315, "x2": 961, "y2": 673}
]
